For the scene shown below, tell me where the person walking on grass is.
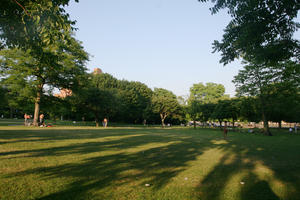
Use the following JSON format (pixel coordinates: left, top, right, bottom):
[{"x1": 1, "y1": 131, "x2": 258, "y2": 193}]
[
  {"x1": 39, "y1": 114, "x2": 45, "y2": 127},
  {"x1": 103, "y1": 118, "x2": 108, "y2": 128},
  {"x1": 223, "y1": 123, "x2": 228, "y2": 139}
]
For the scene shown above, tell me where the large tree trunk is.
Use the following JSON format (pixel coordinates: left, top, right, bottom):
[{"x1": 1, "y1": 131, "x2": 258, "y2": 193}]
[
  {"x1": 193, "y1": 120, "x2": 196, "y2": 129},
  {"x1": 161, "y1": 119, "x2": 165, "y2": 127},
  {"x1": 262, "y1": 111, "x2": 272, "y2": 136},
  {"x1": 33, "y1": 94, "x2": 41, "y2": 126},
  {"x1": 33, "y1": 85, "x2": 43, "y2": 126},
  {"x1": 260, "y1": 96, "x2": 272, "y2": 136},
  {"x1": 160, "y1": 113, "x2": 167, "y2": 128},
  {"x1": 95, "y1": 113, "x2": 99, "y2": 127}
]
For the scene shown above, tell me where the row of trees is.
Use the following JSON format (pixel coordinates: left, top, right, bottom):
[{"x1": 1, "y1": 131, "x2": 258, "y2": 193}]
[
  {"x1": 187, "y1": 81, "x2": 300, "y2": 131},
  {"x1": 198, "y1": 0, "x2": 300, "y2": 135},
  {"x1": 1, "y1": 0, "x2": 299, "y2": 133},
  {"x1": 0, "y1": 70, "x2": 185, "y2": 126},
  {"x1": 1, "y1": 72, "x2": 299, "y2": 130}
]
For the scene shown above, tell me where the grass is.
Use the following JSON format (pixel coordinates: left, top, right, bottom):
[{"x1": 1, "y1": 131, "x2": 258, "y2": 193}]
[{"x1": 0, "y1": 124, "x2": 300, "y2": 200}]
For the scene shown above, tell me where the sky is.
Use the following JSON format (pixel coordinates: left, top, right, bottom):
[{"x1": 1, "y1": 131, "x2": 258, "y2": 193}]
[{"x1": 64, "y1": 0, "x2": 282, "y2": 97}]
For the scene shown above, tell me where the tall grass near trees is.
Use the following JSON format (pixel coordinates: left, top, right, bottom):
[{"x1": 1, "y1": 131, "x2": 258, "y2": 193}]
[{"x1": 0, "y1": 126, "x2": 299, "y2": 200}]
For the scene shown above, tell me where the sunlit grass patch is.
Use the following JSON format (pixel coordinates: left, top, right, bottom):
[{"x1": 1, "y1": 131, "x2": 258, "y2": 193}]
[{"x1": 0, "y1": 126, "x2": 299, "y2": 200}]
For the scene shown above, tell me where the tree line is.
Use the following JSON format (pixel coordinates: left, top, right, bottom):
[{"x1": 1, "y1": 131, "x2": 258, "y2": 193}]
[
  {"x1": 1, "y1": 0, "x2": 299, "y2": 133},
  {"x1": 1, "y1": 73, "x2": 299, "y2": 130}
]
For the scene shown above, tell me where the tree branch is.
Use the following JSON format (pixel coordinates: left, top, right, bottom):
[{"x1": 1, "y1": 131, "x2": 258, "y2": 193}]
[{"x1": 12, "y1": 0, "x2": 31, "y2": 17}]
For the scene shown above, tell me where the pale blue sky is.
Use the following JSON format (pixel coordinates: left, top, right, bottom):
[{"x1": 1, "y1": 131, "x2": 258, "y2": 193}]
[{"x1": 65, "y1": 0, "x2": 298, "y2": 97}]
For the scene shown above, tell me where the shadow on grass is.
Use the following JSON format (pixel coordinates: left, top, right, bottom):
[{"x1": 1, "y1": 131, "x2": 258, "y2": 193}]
[
  {"x1": 1, "y1": 128, "x2": 300, "y2": 199},
  {"x1": 195, "y1": 133, "x2": 300, "y2": 200}
]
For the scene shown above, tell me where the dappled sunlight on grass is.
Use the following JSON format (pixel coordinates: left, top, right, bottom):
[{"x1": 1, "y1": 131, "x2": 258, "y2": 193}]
[
  {"x1": 210, "y1": 139, "x2": 229, "y2": 145},
  {"x1": 0, "y1": 127, "x2": 299, "y2": 199}
]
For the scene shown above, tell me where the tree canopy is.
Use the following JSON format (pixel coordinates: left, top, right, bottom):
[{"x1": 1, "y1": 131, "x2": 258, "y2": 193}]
[
  {"x1": 0, "y1": 0, "x2": 78, "y2": 49},
  {"x1": 189, "y1": 82, "x2": 228, "y2": 104},
  {"x1": 151, "y1": 88, "x2": 181, "y2": 127},
  {"x1": 0, "y1": 34, "x2": 88, "y2": 125},
  {"x1": 199, "y1": 0, "x2": 300, "y2": 65}
]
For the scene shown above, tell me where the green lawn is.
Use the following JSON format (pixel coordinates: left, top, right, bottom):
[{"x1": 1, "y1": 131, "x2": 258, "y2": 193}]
[{"x1": 0, "y1": 126, "x2": 299, "y2": 200}]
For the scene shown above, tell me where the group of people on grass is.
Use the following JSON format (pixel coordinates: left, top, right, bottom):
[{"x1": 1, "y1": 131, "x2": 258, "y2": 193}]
[
  {"x1": 24, "y1": 113, "x2": 45, "y2": 127},
  {"x1": 289, "y1": 125, "x2": 298, "y2": 133},
  {"x1": 24, "y1": 114, "x2": 109, "y2": 127}
]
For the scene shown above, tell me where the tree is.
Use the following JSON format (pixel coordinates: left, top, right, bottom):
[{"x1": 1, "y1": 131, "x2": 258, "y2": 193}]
[
  {"x1": 198, "y1": 103, "x2": 216, "y2": 126},
  {"x1": 81, "y1": 88, "x2": 117, "y2": 127},
  {"x1": 234, "y1": 61, "x2": 299, "y2": 134},
  {"x1": 212, "y1": 100, "x2": 231, "y2": 127},
  {"x1": 151, "y1": 88, "x2": 181, "y2": 127},
  {"x1": 70, "y1": 73, "x2": 121, "y2": 127},
  {"x1": 234, "y1": 64, "x2": 273, "y2": 135},
  {"x1": 0, "y1": 36, "x2": 88, "y2": 125},
  {"x1": 239, "y1": 96, "x2": 261, "y2": 124},
  {"x1": 189, "y1": 82, "x2": 228, "y2": 104},
  {"x1": 212, "y1": 99, "x2": 239, "y2": 128},
  {"x1": 187, "y1": 100, "x2": 201, "y2": 129},
  {"x1": 0, "y1": 0, "x2": 86, "y2": 126},
  {"x1": 90, "y1": 73, "x2": 153, "y2": 124},
  {"x1": 0, "y1": 0, "x2": 78, "y2": 49},
  {"x1": 117, "y1": 80, "x2": 153, "y2": 123},
  {"x1": 0, "y1": 85, "x2": 9, "y2": 117},
  {"x1": 188, "y1": 82, "x2": 228, "y2": 127},
  {"x1": 265, "y1": 82, "x2": 300, "y2": 127},
  {"x1": 199, "y1": 0, "x2": 300, "y2": 65}
]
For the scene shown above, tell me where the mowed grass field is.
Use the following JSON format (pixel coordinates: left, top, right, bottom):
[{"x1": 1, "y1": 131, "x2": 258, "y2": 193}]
[{"x1": 0, "y1": 126, "x2": 300, "y2": 200}]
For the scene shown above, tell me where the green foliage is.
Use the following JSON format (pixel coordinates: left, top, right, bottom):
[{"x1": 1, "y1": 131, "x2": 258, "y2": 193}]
[
  {"x1": 264, "y1": 82, "x2": 300, "y2": 123},
  {"x1": 117, "y1": 80, "x2": 153, "y2": 123},
  {"x1": 0, "y1": 0, "x2": 87, "y2": 125},
  {"x1": 189, "y1": 82, "x2": 228, "y2": 104},
  {"x1": 199, "y1": 0, "x2": 300, "y2": 65},
  {"x1": 151, "y1": 88, "x2": 181, "y2": 126},
  {"x1": 0, "y1": 0, "x2": 79, "y2": 49},
  {"x1": 238, "y1": 97, "x2": 261, "y2": 123},
  {"x1": 187, "y1": 82, "x2": 228, "y2": 125},
  {"x1": 0, "y1": 33, "x2": 88, "y2": 125},
  {"x1": 211, "y1": 99, "x2": 239, "y2": 125},
  {"x1": 199, "y1": 103, "x2": 216, "y2": 123},
  {"x1": 187, "y1": 100, "x2": 201, "y2": 123}
]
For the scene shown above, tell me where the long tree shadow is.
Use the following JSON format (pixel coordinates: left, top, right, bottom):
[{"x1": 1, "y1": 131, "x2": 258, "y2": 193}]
[
  {"x1": 3, "y1": 128, "x2": 215, "y2": 199},
  {"x1": 0, "y1": 128, "x2": 151, "y2": 145},
  {"x1": 241, "y1": 173, "x2": 280, "y2": 200},
  {"x1": 195, "y1": 132, "x2": 300, "y2": 200},
  {"x1": 2, "y1": 128, "x2": 300, "y2": 199}
]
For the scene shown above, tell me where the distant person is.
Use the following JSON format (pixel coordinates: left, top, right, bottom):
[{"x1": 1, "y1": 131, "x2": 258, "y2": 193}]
[
  {"x1": 24, "y1": 113, "x2": 28, "y2": 126},
  {"x1": 24, "y1": 113, "x2": 31, "y2": 126},
  {"x1": 103, "y1": 118, "x2": 108, "y2": 127},
  {"x1": 289, "y1": 127, "x2": 293, "y2": 133},
  {"x1": 223, "y1": 124, "x2": 228, "y2": 139},
  {"x1": 39, "y1": 114, "x2": 45, "y2": 127},
  {"x1": 143, "y1": 119, "x2": 147, "y2": 126},
  {"x1": 295, "y1": 124, "x2": 298, "y2": 134}
]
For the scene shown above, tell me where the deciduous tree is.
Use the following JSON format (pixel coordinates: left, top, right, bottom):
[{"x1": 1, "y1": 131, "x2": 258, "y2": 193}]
[
  {"x1": 199, "y1": 0, "x2": 300, "y2": 65},
  {"x1": 0, "y1": 36, "x2": 88, "y2": 125},
  {"x1": 151, "y1": 88, "x2": 181, "y2": 127}
]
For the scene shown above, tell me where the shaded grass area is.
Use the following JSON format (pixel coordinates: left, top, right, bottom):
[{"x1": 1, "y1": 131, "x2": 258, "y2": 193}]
[
  {"x1": 0, "y1": 127, "x2": 300, "y2": 200},
  {"x1": 0, "y1": 119, "x2": 24, "y2": 126}
]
